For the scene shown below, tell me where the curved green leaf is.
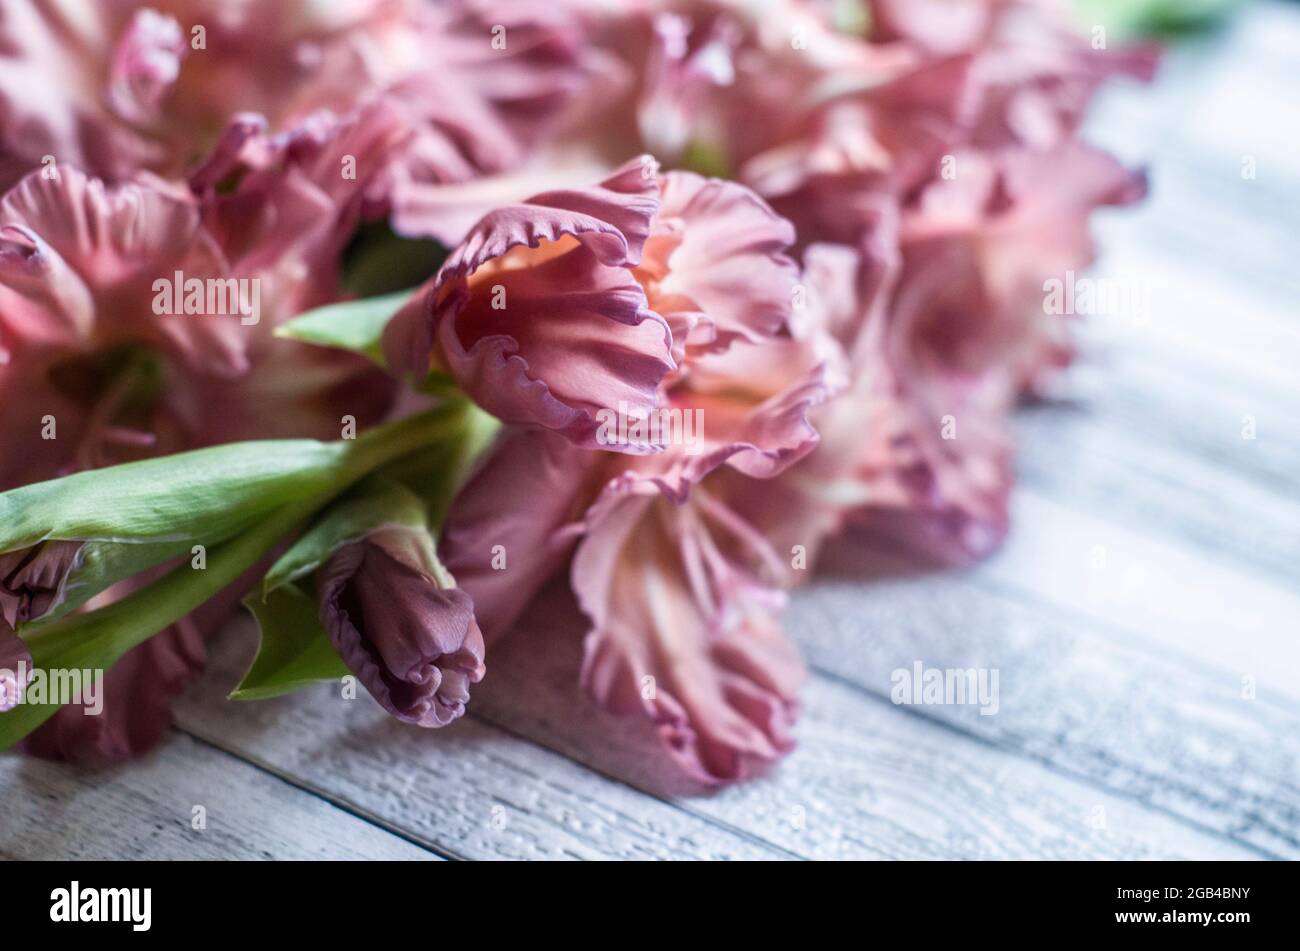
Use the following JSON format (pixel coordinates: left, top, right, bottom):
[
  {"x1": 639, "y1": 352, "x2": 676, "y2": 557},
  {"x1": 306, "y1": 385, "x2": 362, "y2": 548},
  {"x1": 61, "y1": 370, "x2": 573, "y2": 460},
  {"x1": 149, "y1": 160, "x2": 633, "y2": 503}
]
[
  {"x1": 231, "y1": 584, "x2": 347, "y2": 701},
  {"x1": 259, "y1": 477, "x2": 427, "y2": 597},
  {"x1": 275, "y1": 292, "x2": 410, "y2": 369}
]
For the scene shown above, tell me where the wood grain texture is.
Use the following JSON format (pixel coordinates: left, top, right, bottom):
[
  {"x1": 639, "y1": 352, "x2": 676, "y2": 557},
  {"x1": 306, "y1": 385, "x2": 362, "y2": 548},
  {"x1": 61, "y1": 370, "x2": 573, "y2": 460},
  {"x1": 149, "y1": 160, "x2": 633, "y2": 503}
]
[
  {"x1": 164, "y1": 605, "x2": 1256, "y2": 860},
  {"x1": 0, "y1": 733, "x2": 435, "y2": 860},
  {"x1": 174, "y1": 622, "x2": 788, "y2": 861},
  {"x1": 790, "y1": 540, "x2": 1300, "y2": 859},
  {"x1": 468, "y1": 588, "x2": 1259, "y2": 861}
]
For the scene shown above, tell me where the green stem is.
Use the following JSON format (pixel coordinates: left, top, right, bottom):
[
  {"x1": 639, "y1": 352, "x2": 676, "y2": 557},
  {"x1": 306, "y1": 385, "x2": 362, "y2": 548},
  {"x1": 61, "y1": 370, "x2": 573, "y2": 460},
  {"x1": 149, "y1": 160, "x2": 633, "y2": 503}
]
[
  {"x1": 1, "y1": 404, "x2": 475, "y2": 749},
  {"x1": 341, "y1": 402, "x2": 471, "y2": 484}
]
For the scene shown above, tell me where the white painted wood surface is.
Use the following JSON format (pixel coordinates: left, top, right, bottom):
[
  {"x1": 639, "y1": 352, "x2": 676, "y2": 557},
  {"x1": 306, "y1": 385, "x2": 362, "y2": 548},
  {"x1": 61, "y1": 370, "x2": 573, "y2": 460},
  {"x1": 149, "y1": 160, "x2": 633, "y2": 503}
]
[{"x1": 1, "y1": 3, "x2": 1296, "y2": 860}]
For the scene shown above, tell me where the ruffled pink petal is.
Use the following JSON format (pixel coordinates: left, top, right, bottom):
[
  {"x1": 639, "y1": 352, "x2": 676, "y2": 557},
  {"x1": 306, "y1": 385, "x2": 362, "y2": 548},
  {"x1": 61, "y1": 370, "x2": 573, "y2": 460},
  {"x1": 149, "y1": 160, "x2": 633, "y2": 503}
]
[
  {"x1": 441, "y1": 156, "x2": 660, "y2": 274},
  {"x1": 0, "y1": 166, "x2": 248, "y2": 377},
  {"x1": 636, "y1": 12, "x2": 740, "y2": 160},
  {"x1": 866, "y1": 0, "x2": 1002, "y2": 55},
  {"x1": 573, "y1": 482, "x2": 803, "y2": 786},
  {"x1": 387, "y1": 0, "x2": 622, "y2": 194},
  {"x1": 0, "y1": 223, "x2": 96, "y2": 351},
  {"x1": 849, "y1": 367, "x2": 1014, "y2": 564},
  {"x1": 194, "y1": 103, "x2": 412, "y2": 322},
  {"x1": 968, "y1": 22, "x2": 1159, "y2": 151},
  {"x1": 0, "y1": 2, "x2": 163, "y2": 188},
  {"x1": 899, "y1": 142, "x2": 1147, "y2": 395},
  {"x1": 625, "y1": 331, "x2": 846, "y2": 501},
  {"x1": 107, "y1": 9, "x2": 187, "y2": 126},
  {"x1": 639, "y1": 171, "x2": 799, "y2": 358},
  {"x1": 440, "y1": 427, "x2": 604, "y2": 642},
  {"x1": 415, "y1": 158, "x2": 675, "y2": 449}
]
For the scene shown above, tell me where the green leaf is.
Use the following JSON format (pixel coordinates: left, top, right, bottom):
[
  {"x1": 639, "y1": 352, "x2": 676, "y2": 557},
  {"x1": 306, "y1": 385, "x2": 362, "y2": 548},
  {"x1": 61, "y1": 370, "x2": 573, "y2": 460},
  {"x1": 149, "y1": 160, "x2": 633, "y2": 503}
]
[
  {"x1": 377, "y1": 402, "x2": 501, "y2": 528},
  {"x1": 231, "y1": 584, "x2": 347, "y2": 701},
  {"x1": 0, "y1": 406, "x2": 479, "y2": 747},
  {"x1": 239, "y1": 419, "x2": 506, "y2": 700},
  {"x1": 1, "y1": 497, "x2": 317, "y2": 750},
  {"x1": 831, "y1": 0, "x2": 871, "y2": 37},
  {"x1": 5, "y1": 406, "x2": 470, "y2": 634},
  {"x1": 0, "y1": 439, "x2": 345, "y2": 554},
  {"x1": 47, "y1": 539, "x2": 190, "y2": 626},
  {"x1": 681, "y1": 139, "x2": 731, "y2": 180},
  {"x1": 259, "y1": 477, "x2": 427, "y2": 597},
  {"x1": 0, "y1": 440, "x2": 348, "y2": 626},
  {"x1": 1075, "y1": 0, "x2": 1243, "y2": 37},
  {"x1": 275, "y1": 291, "x2": 410, "y2": 369}
]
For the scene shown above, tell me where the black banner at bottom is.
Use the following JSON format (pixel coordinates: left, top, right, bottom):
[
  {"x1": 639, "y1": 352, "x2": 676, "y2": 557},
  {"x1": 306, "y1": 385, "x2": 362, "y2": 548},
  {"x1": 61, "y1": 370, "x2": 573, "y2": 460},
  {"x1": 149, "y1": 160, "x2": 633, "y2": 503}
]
[{"x1": 0, "y1": 859, "x2": 1288, "y2": 937}]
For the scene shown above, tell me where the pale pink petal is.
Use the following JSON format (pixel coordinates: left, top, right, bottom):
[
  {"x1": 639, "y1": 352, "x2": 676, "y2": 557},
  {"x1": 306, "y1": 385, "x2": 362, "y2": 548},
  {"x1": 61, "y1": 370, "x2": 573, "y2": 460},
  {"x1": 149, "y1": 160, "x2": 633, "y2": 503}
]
[
  {"x1": 107, "y1": 9, "x2": 187, "y2": 126},
  {"x1": 194, "y1": 103, "x2": 412, "y2": 322},
  {"x1": 401, "y1": 158, "x2": 675, "y2": 449},
  {"x1": 0, "y1": 626, "x2": 32, "y2": 711},
  {"x1": 866, "y1": 0, "x2": 1003, "y2": 55},
  {"x1": 574, "y1": 483, "x2": 803, "y2": 785},
  {"x1": 0, "y1": 166, "x2": 248, "y2": 376},
  {"x1": 636, "y1": 12, "x2": 740, "y2": 159},
  {"x1": 440, "y1": 427, "x2": 604, "y2": 642},
  {"x1": 639, "y1": 171, "x2": 799, "y2": 357}
]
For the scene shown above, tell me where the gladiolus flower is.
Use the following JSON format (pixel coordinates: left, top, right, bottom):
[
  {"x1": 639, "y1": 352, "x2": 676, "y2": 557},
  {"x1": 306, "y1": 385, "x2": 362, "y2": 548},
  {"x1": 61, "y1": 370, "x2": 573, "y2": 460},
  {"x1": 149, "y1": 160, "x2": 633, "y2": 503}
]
[
  {"x1": 576, "y1": 480, "x2": 804, "y2": 785},
  {"x1": 319, "y1": 525, "x2": 485, "y2": 727},
  {"x1": 385, "y1": 157, "x2": 674, "y2": 450},
  {"x1": 438, "y1": 169, "x2": 836, "y2": 781},
  {"x1": 0, "y1": 147, "x2": 395, "y2": 764},
  {"x1": 0, "y1": 0, "x2": 422, "y2": 189}
]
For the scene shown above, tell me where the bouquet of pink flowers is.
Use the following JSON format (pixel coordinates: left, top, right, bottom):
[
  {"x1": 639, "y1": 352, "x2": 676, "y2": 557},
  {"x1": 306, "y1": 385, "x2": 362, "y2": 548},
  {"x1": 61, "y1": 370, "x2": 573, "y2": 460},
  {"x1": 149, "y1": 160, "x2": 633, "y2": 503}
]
[{"x1": 0, "y1": 0, "x2": 1153, "y2": 784}]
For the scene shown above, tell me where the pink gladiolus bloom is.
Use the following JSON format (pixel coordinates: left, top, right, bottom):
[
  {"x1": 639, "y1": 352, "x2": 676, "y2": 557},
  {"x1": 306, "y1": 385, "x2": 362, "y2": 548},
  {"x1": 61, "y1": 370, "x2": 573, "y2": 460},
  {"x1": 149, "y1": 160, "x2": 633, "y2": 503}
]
[
  {"x1": 0, "y1": 154, "x2": 394, "y2": 763},
  {"x1": 385, "y1": 157, "x2": 674, "y2": 449},
  {"x1": 0, "y1": 0, "x2": 422, "y2": 189},
  {"x1": 319, "y1": 526, "x2": 485, "y2": 728},
  {"x1": 438, "y1": 170, "x2": 841, "y2": 782},
  {"x1": 388, "y1": 160, "x2": 819, "y2": 456},
  {"x1": 574, "y1": 479, "x2": 804, "y2": 785}
]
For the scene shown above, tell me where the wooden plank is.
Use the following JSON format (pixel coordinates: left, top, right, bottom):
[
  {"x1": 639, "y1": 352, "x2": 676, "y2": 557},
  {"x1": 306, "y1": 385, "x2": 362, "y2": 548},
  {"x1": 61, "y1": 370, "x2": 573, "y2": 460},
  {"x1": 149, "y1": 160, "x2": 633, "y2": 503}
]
[
  {"x1": 173, "y1": 619, "x2": 788, "y2": 861},
  {"x1": 791, "y1": 537, "x2": 1300, "y2": 859},
  {"x1": 974, "y1": 487, "x2": 1300, "y2": 702},
  {"x1": 1081, "y1": 245, "x2": 1300, "y2": 402},
  {"x1": 464, "y1": 587, "x2": 1256, "y2": 860},
  {"x1": 0, "y1": 734, "x2": 435, "y2": 860},
  {"x1": 1016, "y1": 397, "x2": 1300, "y2": 591},
  {"x1": 1089, "y1": 3, "x2": 1300, "y2": 194}
]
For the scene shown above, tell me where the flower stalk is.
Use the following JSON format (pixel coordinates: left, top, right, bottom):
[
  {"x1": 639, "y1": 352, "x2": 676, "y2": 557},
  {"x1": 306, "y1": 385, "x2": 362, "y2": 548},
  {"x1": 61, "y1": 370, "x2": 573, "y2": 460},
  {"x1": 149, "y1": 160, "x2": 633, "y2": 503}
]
[{"x1": 0, "y1": 403, "x2": 482, "y2": 750}]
